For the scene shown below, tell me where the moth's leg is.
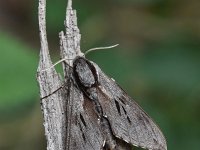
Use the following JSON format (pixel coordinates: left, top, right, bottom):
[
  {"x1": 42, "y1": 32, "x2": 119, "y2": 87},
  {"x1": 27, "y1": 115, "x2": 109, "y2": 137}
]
[
  {"x1": 40, "y1": 81, "x2": 67, "y2": 99},
  {"x1": 40, "y1": 76, "x2": 73, "y2": 100}
]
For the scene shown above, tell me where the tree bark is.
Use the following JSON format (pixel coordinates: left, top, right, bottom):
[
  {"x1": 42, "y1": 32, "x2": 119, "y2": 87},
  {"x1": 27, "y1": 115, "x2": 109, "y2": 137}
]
[{"x1": 36, "y1": 0, "x2": 80, "y2": 150}]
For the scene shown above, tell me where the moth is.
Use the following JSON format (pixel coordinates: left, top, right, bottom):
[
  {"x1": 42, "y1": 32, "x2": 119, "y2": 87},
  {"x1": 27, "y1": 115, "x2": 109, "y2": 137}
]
[{"x1": 64, "y1": 56, "x2": 167, "y2": 150}]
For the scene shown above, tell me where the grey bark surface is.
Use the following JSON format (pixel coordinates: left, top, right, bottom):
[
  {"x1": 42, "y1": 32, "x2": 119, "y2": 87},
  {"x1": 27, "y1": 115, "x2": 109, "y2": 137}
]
[{"x1": 37, "y1": 0, "x2": 80, "y2": 150}]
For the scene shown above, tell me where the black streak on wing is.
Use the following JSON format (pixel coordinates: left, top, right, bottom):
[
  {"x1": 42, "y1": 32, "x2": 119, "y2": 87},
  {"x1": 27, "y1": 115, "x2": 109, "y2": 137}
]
[
  {"x1": 65, "y1": 70, "x2": 104, "y2": 150},
  {"x1": 96, "y1": 65, "x2": 167, "y2": 150}
]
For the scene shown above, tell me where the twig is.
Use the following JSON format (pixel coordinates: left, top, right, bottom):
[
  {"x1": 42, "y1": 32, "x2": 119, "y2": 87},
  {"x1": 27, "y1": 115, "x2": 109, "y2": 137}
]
[
  {"x1": 37, "y1": 0, "x2": 82, "y2": 149},
  {"x1": 37, "y1": 0, "x2": 66, "y2": 150}
]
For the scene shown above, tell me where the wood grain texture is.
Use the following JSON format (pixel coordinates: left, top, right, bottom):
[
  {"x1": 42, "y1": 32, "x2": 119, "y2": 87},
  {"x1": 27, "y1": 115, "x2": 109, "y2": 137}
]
[{"x1": 37, "y1": 0, "x2": 80, "y2": 150}]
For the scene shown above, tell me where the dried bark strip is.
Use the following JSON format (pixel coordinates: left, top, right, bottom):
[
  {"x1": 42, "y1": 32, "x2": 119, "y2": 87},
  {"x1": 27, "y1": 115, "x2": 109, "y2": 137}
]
[{"x1": 37, "y1": 0, "x2": 81, "y2": 150}]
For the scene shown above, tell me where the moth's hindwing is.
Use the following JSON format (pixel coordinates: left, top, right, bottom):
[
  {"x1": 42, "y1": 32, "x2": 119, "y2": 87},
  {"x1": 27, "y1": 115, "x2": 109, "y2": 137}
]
[
  {"x1": 72, "y1": 57, "x2": 167, "y2": 150},
  {"x1": 65, "y1": 75, "x2": 104, "y2": 150}
]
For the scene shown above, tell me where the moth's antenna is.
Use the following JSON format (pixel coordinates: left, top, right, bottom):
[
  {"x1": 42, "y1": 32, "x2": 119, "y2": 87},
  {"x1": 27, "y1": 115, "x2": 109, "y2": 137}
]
[
  {"x1": 40, "y1": 58, "x2": 73, "y2": 72},
  {"x1": 84, "y1": 44, "x2": 119, "y2": 56},
  {"x1": 40, "y1": 44, "x2": 119, "y2": 72}
]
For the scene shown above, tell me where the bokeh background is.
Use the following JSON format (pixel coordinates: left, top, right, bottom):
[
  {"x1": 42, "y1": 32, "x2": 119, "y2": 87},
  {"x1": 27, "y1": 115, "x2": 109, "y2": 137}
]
[{"x1": 0, "y1": 0, "x2": 200, "y2": 150}]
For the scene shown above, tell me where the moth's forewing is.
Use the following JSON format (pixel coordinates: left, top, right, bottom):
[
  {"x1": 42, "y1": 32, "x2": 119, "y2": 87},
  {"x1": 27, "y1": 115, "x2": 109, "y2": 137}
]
[
  {"x1": 95, "y1": 65, "x2": 167, "y2": 150},
  {"x1": 72, "y1": 57, "x2": 167, "y2": 150},
  {"x1": 65, "y1": 76, "x2": 104, "y2": 150}
]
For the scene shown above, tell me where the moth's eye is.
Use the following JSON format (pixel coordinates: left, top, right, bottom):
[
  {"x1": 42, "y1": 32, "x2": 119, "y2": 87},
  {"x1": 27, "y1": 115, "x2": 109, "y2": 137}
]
[{"x1": 75, "y1": 60, "x2": 95, "y2": 87}]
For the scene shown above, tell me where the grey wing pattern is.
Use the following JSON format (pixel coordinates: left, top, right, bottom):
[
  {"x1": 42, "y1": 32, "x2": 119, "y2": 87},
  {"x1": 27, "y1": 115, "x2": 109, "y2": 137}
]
[
  {"x1": 96, "y1": 68, "x2": 167, "y2": 150},
  {"x1": 65, "y1": 79, "x2": 104, "y2": 150}
]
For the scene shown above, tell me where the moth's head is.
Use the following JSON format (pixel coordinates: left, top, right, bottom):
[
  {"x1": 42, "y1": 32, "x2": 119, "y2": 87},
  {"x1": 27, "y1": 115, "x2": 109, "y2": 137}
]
[{"x1": 73, "y1": 57, "x2": 98, "y2": 88}]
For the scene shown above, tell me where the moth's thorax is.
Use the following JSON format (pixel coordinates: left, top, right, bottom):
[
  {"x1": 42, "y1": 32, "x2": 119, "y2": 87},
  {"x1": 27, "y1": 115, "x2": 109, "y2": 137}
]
[{"x1": 73, "y1": 57, "x2": 98, "y2": 88}]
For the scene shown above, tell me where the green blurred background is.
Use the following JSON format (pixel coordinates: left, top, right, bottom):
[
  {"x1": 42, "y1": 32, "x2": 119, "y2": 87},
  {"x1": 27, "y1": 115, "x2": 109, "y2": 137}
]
[{"x1": 0, "y1": 0, "x2": 200, "y2": 149}]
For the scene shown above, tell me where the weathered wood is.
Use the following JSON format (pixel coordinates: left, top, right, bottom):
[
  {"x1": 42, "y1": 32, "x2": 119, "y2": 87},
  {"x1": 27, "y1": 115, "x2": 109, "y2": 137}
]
[
  {"x1": 37, "y1": 0, "x2": 81, "y2": 150},
  {"x1": 60, "y1": 0, "x2": 82, "y2": 66}
]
